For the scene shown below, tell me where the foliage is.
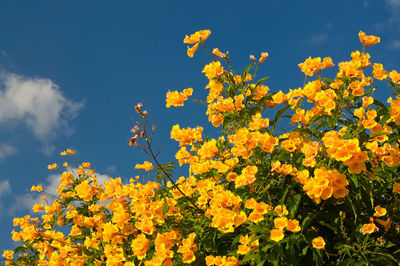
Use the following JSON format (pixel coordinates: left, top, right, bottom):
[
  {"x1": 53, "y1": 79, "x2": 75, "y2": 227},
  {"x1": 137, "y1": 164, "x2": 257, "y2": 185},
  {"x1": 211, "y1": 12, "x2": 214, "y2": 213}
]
[{"x1": 2, "y1": 30, "x2": 400, "y2": 265}]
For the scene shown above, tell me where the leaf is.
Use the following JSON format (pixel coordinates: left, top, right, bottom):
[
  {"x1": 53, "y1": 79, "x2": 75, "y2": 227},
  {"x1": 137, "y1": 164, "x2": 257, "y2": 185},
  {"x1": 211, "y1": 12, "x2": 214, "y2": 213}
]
[
  {"x1": 248, "y1": 224, "x2": 266, "y2": 234},
  {"x1": 286, "y1": 193, "x2": 302, "y2": 216},
  {"x1": 291, "y1": 127, "x2": 313, "y2": 137},
  {"x1": 280, "y1": 187, "x2": 289, "y2": 205},
  {"x1": 321, "y1": 77, "x2": 332, "y2": 84},
  {"x1": 261, "y1": 243, "x2": 275, "y2": 252},
  {"x1": 271, "y1": 104, "x2": 290, "y2": 129},
  {"x1": 242, "y1": 252, "x2": 258, "y2": 263},
  {"x1": 13, "y1": 246, "x2": 26, "y2": 253},
  {"x1": 346, "y1": 196, "x2": 357, "y2": 224},
  {"x1": 374, "y1": 99, "x2": 389, "y2": 113},
  {"x1": 254, "y1": 76, "x2": 270, "y2": 89},
  {"x1": 245, "y1": 64, "x2": 254, "y2": 74},
  {"x1": 302, "y1": 245, "x2": 309, "y2": 256}
]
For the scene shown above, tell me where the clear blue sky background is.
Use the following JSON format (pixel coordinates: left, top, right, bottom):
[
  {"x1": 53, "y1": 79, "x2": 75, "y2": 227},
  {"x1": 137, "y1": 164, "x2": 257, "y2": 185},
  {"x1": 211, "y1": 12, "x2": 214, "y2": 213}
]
[{"x1": 0, "y1": 0, "x2": 399, "y2": 251}]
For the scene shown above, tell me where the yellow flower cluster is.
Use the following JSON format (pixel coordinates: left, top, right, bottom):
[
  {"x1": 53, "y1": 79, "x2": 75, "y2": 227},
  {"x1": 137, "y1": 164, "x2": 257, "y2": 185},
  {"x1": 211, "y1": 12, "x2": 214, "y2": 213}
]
[
  {"x1": 298, "y1": 56, "x2": 334, "y2": 77},
  {"x1": 322, "y1": 131, "x2": 368, "y2": 174},
  {"x1": 165, "y1": 88, "x2": 193, "y2": 108},
  {"x1": 237, "y1": 234, "x2": 259, "y2": 255},
  {"x1": 184, "y1": 29, "x2": 211, "y2": 58},
  {"x1": 170, "y1": 124, "x2": 203, "y2": 146},
  {"x1": 228, "y1": 128, "x2": 278, "y2": 158},
  {"x1": 301, "y1": 167, "x2": 349, "y2": 204},
  {"x1": 135, "y1": 161, "x2": 154, "y2": 171}
]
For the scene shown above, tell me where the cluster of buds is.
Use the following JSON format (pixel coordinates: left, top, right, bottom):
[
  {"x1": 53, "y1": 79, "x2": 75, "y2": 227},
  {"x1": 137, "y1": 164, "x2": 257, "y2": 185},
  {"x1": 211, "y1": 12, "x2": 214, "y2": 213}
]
[
  {"x1": 129, "y1": 103, "x2": 156, "y2": 147},
  {"x1": 129, "y1": 125, "x2": 141, "y2": 147},
  {"x1": 250, "y1": 52, "x2": 268, "y2": 64},
  {"x1": 135, "y1": 103, "x2": 148, "y2": 118}
]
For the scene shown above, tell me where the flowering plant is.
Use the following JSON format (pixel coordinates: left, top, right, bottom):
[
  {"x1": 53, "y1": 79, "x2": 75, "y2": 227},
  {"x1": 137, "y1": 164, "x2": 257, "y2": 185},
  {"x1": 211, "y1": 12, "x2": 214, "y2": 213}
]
[{"x1": 2, "y1": 30, "x2": 400, "y2": 265}]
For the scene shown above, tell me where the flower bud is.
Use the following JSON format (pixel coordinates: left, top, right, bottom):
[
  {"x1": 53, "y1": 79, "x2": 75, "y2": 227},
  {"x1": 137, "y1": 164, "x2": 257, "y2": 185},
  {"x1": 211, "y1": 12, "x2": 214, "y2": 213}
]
[
  {"x1": 129, "y1": 136, "x2": 138, "y2": 146},
  {"x1": 135, "y1": 103, "x2": 143, "y2": 113}
]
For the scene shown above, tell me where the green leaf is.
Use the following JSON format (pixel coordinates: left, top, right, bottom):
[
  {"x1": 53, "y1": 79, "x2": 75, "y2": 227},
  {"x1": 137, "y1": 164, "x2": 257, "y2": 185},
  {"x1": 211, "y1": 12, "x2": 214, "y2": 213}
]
[
  {"x1": 291, "y1": 127, "x2": 313, "y2": 137},
  {"x1": 280, "y1": 186, "x2": 289, "y2": 205},
  {"x1": 321, "y1": 77, "x2": 332, "y2": 84},
  {"x1": 374, "y1": 99, "x2": 388, "y2": 113},
  {"x1": 346, "y1": 196, "x2": 358, "y2": 224},
  {"x1": 245, "y1": 64, "x2": 254, "y2": 74},
  {"x1": 261, "y1": 243, "x2": 275, "y2": 252},
  {"x1": 271, "y1": 104, "x2": 290, "y2": 129},
  {"x1": 248, "y1": 224, "x2": 266, "y2": 234},
  {"x1": 242, "y1": 252, "x2": 258, "y2": 263},
  {"x1": 286, "y1": 193, "x2": 302, "y2": 217},
  {"x1": 254, "y1": 76, "x2": 270, "y2": 89}
]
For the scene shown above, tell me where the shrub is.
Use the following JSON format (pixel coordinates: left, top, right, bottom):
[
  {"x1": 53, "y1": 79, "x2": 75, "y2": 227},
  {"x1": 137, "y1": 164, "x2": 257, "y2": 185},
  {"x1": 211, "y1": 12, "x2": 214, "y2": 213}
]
[{"x1": 2, "y1": 30, "x2": 400, "y2": 265}]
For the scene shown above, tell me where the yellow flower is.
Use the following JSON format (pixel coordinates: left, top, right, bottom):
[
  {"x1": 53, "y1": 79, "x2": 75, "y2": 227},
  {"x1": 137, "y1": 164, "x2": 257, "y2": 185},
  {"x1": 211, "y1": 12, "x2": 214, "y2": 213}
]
[
  {"x1": 184, "y1": 30, "x2": 211, "y2": 58},
  {"x1": 32, "y1": 203, "x2": 44, "y2": 212},
  {"x1": 166, "y1": 89, "x2": 191, "y2": 108},
  {"x1": 202, "y1": 61, "x2": 225, "y2": 80},
  {"x1": 360, "y1": 222, "x2": 378, "y2": 234},
  {"x1": 259, "y1": 52, "x2": 268, "y2": 63},
  {"x1": 131, "y1": 234, "x2": 150, "y2": 260},
  {"x1": 298, "y1": 56, "x2": 334, "y2": 76},
  {"x1": 2, "y1": 250, "x2": 13, "y2": 260},
  {"x1": 270, "y1": 228, "x2": 284, "y2": 242},
  {"x1": 274, "y1": 205, "x2": 288, "y2": 216},
  {"x1": 183, "y1": 88, "x2": 193, "y2": 97},
  {"x1": 212, "y1": 48, "x2": 226, "y2": 58},
  {"x1": 373, "y1": 63, "x2": 388, "y2": 80},
  {"x1": 287, "y1": 219, "x2": 301, "y2": 232},
  {"x1": 390, "y1": 70, "x2": 400, "y2": 83},
  {"x1": 373, "y1": 205, "x2": 387, "y2": 217},
  {"x1": 359, "y1": 31, "x2": 380, "y2": 47},
  {"x1": 47, "y1": 163, "x2": 57, "y2": 170},
  {"x1": 187, "y1": 42, "x2": 199, "y2": 58},
  {"x1": 135, "y1": 161, "x2": 154, "y2": 171},
  {"x1": 312, "y1": 236, "x2": 326, "y2": 249},
  {"x1": 30, "y1": 185, "x2": 43, "y2": 192},
  {"x1": 393, "y1": 182, "x2": 400, "y2": 193},
  {"x1": 273, "y1": 217, "x2": 288, "y2": 229}
]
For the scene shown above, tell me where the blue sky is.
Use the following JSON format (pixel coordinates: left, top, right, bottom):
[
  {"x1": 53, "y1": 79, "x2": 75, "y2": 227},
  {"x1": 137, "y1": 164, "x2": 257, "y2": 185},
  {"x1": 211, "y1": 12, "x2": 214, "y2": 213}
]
[{"x1": 0, "y1": 0, "x2": 400, "y2": 251}]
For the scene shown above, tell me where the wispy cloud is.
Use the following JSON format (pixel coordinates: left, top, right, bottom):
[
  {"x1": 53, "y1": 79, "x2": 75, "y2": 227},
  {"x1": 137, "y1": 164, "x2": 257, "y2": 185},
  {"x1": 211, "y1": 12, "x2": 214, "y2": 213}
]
[
  {"x1": 309, "y1": 33, "x2": 329, "y2": 44},
  {"x1": 0, "y1": 180, "x2": 11, "y2": 198},
  {"x1": 386, "y1": 0, "x2": 400, "y2": 10},
  {"x1": 105, "y1": 165, "x2": 117, "y2": 174},
  {"x1": 0, "y1": 144, "x2": 17, "y2": 160},
  {"x1": 388, "y1": 40, "x2": 400, "y2": 50},
  {"x1": 0, "y1": 180, "x2": 12, "y2": 213},
  {"x1": 0, "y1": 72, "x2": 83, "y2": 140}
]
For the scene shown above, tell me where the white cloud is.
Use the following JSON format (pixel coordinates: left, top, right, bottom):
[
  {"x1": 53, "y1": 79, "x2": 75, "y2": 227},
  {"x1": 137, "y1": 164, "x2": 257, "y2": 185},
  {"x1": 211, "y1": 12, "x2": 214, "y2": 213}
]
[
  {"x1": 389, "y1": 40, "x2": 400, "y2": 50},
  {"x1": 0, "y1": 144, "x2": 17, "y2": 159},
  {"x1": 386, "y1": 0, "x2": 400, "y2": 9},
  {"x1": 0, "y1": 72, "x2": 83, "y2": 139},
  {"x1": 105, "y1": 165, "x2": 117, "y2": 174},
  {"x1": 309, "y1": 33, "x2": 329, "y2": 44},
  {"x1": 0, "y1": 180, "x2": 12, "y2": 213},
  {"x1": 0, "y1": 180, "x2": 11, "y2": 198}
]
